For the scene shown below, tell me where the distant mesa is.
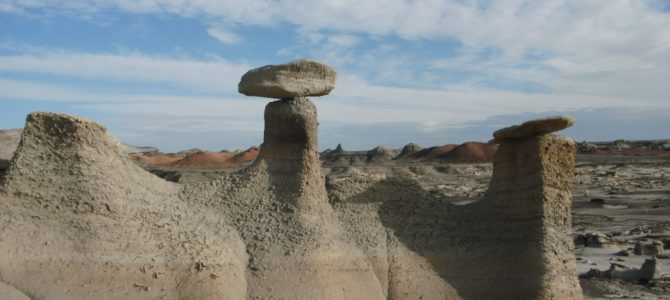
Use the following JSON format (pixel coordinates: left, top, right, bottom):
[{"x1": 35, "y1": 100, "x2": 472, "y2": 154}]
[
  {"x1": 130, "y1": 154, "x2": 182, "y2": 166},
  {"x1": 320, "y1": 142, "x2": 498, "y2": 165},
  {"x1": 168, "y1": 151, "x2": 237, "y2": 168},
  {"x1": 134, "y1": 146, "x2": 260, "y2": 169},
  {"x1": 438, "y1": 142, "x2": 498, "y2": 163},
  {"x1": 177, "y1": 148, "x2": 204, "y2": 156},
  {"x1": 406, "y1": 144, "x2": 457, "y2": 161},
  {"x1": 493, "y1": 115, "x2": 575, "y2": 141},
  {"x1": 238, "y1": 59, "x2": 337, "y2": 99}
]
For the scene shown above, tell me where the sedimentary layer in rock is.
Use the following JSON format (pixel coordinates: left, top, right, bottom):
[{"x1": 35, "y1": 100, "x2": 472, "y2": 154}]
[{"x1": 238, "y1": 60, "x2": 337, "y2": 99}]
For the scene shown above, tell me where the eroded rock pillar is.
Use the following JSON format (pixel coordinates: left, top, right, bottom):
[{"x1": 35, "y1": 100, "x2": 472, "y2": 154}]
[{"x1": 478, "y1": 116, "x2": 582, "y2": 299}]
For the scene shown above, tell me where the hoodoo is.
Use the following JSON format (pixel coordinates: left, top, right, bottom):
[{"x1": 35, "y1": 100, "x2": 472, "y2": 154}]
[
  {"x1": 182, "y1": 59, "x2": 386, "y2": 299},
  {"x1": 0, "y1": 60, "x2": 582, "y2": 299},
  {"x1": 328, "y1": 115, "x2": 582, "y2": 299}
]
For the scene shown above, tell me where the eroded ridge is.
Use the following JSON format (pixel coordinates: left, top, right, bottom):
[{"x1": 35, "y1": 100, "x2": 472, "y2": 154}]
[
  {"x1": 0, "y1": 61, "x2": 581, "y2": 299},
  {"x1": 0, "y1": 112, "x2": 248, "y2": 300}
]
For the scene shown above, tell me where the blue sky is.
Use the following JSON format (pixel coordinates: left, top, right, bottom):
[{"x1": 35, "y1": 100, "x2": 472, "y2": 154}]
[{"x1": 1, "y1": 0, "x2": 669, "y2": 151}]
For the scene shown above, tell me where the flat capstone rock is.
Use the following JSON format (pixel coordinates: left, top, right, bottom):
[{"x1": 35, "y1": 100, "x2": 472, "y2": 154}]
[
  {"x1": 493, "y1": 116, "x2": 576, "y2": 140},
  {"x1": 238, "y1": 59, "x2": 336, "y2": 99}
]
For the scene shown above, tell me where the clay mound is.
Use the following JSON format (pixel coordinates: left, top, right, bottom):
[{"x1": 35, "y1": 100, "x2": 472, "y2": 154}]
[
  {"x1": 130, "y1": 154, "x2": 182, "y2": 166},
  {"x1": 406, "y1": 144, "x2": 457, "y2": 161},
  {"x1": 226, "y1": 146, "x2": 259, "y2": 165},
  {"x1": 168, "y1": 151, "x2": 236, "y2": 168},
  {"x1": 438, "y1": 142, "x2": 499, "y2": 163},
  {"x1": 167, "y1": 147, "x2": 258, "y2": 169},
  {"x1": 367, "y1": 145, "x2": 395, "y2": 162},
  {"x1": 397, "y1": 142, "x2": 422, "y2": 158}
]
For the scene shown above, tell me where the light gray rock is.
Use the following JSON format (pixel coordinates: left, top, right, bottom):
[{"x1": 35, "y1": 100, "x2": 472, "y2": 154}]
[
  {"x1": 0, "y1": 281, "x2": 30, "y2": 300},
  {"x1": 0, "y1": 128, "x2": 22, "y2": 161},
  {"x1": 493, "y1": 116, "x2": 575, "y2": 140},
  {"x1": 238, "y1": 60, "x2": 336, "y2": 99}
]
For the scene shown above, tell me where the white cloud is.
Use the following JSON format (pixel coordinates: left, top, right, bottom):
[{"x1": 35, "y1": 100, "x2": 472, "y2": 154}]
[
  {"x1": 207, "y1": 27, "x2": 242, "y2": 44},
  {"x1": 0, "y1": 52, "x2": 250, "y2": 92},
  {"x1": 4, "y1": 1, "x2": 669, "y2": 100}
]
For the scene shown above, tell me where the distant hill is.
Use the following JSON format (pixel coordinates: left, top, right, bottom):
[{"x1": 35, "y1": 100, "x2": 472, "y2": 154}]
[
  {"x1": 320, "y1": 141, "x2": 498, "y2": 165},
  {"x1": 2, "y1": 127, "x2": 669, "y2": 171}
]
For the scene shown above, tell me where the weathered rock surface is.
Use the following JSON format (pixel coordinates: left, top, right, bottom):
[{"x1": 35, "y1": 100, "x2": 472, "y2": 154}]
[
  {"x1": 181, "y1": 97, "x2": 385, "y2": 299},
  {"x1": 398, "y1": 142, "x2": 422, "y2": 157},
  {"x1": 0, "y1": 112, "x2": 247, "y2": 299},
  {"x1": 0, "y1": 281, "x2": 30, "y2": 300},
  {"x1": 494, "y1": 115, "x2": 575, "y2": 140},
  {"x1": 0, "y1": 128, "x2": 21, "y2": 162},
  {"x1": 0, "y1": 62, "x2": 582, "y2": 299},
  {"x1": 238, "y1": 59, "x2": 336, "y2": 99},
  {"x1": 585, "y1": 258, "x2": 662, "y2": 283},
  {"x1": 329, "y1": 133, "x2": 583, "y2": 299}
]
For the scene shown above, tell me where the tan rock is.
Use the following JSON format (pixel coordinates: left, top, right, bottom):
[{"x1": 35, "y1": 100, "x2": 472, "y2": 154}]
[
  {"x1": 238, "y1": 59, "x2": 336, "y2": 99},
  {"x1": 493, "y1": 115, "x2": 575, "y2": 140}
]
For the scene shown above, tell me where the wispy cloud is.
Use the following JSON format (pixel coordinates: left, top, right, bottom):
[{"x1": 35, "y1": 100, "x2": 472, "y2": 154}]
[
  {"x1": 0, "y1": 52, "x2": 250, "y2": 92},
  {"x1": 207, "y1": 27, "x2": 242, "y2": 44}
]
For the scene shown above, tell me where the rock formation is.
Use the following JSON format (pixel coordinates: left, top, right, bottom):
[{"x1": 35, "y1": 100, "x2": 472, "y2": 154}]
[
  {"x1": 585, "y1": 257, "x2": 662, "y2": 283},
  {"x1": 398, "y1": 142, "x2": 422, "y2": 158},
  {"x1": 0, "y1": 113, "x2": 247, "y2": 299},
  {"x1": 329, "y1": 115, "x2": 582, "y2": 299},
  {"x1": 180, "y1": 60, "x2": 385, "y2": 298},
  {"x1": 0, "y1": 59, "x2": 582, "y2": 299},
  {"x1": 238, "y1": 59, "x2": 336, "y2": 99}
]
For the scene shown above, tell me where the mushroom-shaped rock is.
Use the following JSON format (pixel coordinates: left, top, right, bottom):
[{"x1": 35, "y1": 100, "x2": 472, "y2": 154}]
[
  {"x1": 493, "y1": 116, "x2": 575, "y2": 140},
  {"x1": 238, "y1": 59, "x2": 337, "y2": 99}
]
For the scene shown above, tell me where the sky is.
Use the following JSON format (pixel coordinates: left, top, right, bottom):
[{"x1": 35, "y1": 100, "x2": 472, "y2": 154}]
[{"x1": 0, "y1": 0, "x2": 669, "y2": 152}]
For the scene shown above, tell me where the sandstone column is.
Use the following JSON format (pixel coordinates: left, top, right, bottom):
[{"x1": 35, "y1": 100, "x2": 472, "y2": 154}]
[
  {"x1": 236, "y1": 60, "x2": 385, "y2": 299},
  {"x1": 476, "y1": 116, "x2": 583, "y2": 299}
]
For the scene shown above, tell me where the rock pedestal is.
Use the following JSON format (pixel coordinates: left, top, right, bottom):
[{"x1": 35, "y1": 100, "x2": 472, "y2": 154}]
[
  {"x1": 256, "y1": 97, "x2": 319, "y2": 172},
  {"x1": 467, "y1": 116, "x2": 581, "y2": 299},
  {"x1": 221, "y1": 60, "x2": 385, "y2": 299},
  {"x1": 476, "y1": 134, "x2": 582, "y2": 299}
]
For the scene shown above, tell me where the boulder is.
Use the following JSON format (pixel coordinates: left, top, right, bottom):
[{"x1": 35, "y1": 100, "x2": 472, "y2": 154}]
[
  {"x1": 238, "y1": 59, "x2": 336, "y2": 99},
  {"x1": 493, "y1": 116, "x2": 575, "y2": 140}
]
